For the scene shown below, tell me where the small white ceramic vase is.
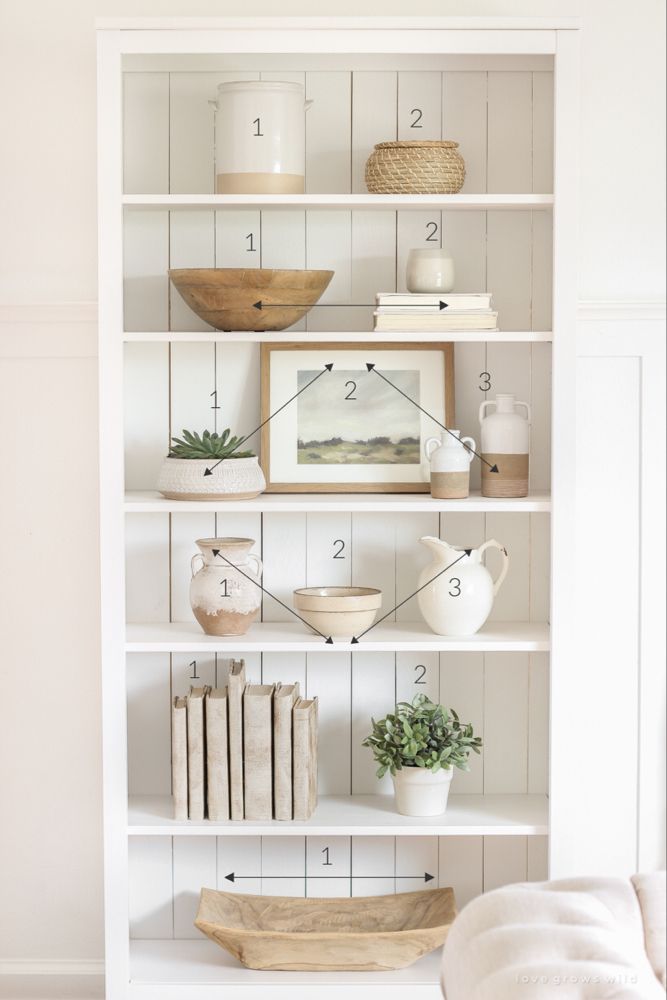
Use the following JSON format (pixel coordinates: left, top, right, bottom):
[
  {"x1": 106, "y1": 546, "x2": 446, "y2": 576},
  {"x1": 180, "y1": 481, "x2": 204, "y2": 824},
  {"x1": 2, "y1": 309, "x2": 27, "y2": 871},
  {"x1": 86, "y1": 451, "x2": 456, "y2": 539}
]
[
  {"x1": 417, "y1": 536, "x2": 509, "y2": 636},
  {"x1": 406, "y1": 248, "x2": 455, "y2": 293},
  {"x1": 392, "y1": 766, "x2": 453, "y2": 817},
  {"x1": 424, "y1": 430, "x2": 475, "y2": 499},
  {"x1": 157, "y1": 456, "x2": 266, "y2": 501},
  {"x1": 479, "y1": 394, "x2": 531, "y2": 498},
  {"x1": 190, "y1": 537, "x2": 263, "y2": 636}
]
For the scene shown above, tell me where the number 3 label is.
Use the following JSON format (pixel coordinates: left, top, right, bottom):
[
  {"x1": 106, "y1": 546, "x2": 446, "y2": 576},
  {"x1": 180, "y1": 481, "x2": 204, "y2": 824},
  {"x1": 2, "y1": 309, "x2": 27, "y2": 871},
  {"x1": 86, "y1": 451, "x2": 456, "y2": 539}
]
[{"x1": 449, "y1": 577, "x2": 462, "y2": 597}]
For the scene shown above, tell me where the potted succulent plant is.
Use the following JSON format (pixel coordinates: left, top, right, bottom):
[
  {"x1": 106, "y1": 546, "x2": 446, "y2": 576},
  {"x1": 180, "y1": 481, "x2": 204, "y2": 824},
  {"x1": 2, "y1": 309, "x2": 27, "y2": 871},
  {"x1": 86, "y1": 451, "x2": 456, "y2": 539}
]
[
  {"x1": 157, "y1": 429, "x2": 266, "y2": 501},
  {"x1": 362, "y1": 695, "x2": 482, "y2": 817}
]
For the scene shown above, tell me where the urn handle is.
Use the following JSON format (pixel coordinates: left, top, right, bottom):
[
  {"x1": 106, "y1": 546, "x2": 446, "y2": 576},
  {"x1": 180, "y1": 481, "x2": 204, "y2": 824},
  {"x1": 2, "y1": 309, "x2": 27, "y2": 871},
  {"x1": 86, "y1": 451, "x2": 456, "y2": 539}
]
[
  {"x1": 478, "y1": 399, "x2": 495, "y2": 423},
  {"x1": 423, "y1": 436, "x2": 441, "y2": 462},
  {"x1": 478, "y1": 539, "x2": 509, "y2": 596},
  {"x1": 247, "y1": 553, "x2": 263, "y2": 579},
  {"x1": 515, "y1": 400, "x2": 532, "y2": 424},
  {"x1": 461, "y1": 436, "x2": 476, "y2": 464},
  {"x1": 191, "y1": 553, "x2": 205, "y2": 578}
]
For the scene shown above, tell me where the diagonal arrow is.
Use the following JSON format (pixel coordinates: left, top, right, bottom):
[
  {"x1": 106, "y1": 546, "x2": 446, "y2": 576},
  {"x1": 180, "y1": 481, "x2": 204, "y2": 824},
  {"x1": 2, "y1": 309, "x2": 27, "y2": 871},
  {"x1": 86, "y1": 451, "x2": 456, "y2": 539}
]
[
  {"x1": 351, "y1": 551, "x2": 469, "y2": 644},
  {"x1": 225, "y1": 871, "x2": 434, "y2": 883},
  {"x1": 366, "y1": 364, "x2": 499, "y2": 473},
  {"x1": 204, "y1": 363, "x2": 334, "y2": 476},
  {"x1": 253, "y1": 300, "x2": 450, "y2": 310},
  {"x1": 211, "y1": 550, "x2": 333, "y2": 645}
]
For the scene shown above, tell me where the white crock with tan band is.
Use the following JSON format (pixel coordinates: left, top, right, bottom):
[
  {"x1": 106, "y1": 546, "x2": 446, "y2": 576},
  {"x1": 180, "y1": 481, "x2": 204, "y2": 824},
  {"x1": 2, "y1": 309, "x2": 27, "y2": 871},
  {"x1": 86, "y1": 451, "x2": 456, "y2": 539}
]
[
  {"x1": 423, "y1": 430, "x2": 475, "y2": 499},
  {"x1": 190, "y1": 537, "x2": 263, "y2": 637},
  {"x1": 417, "y1": 536, "x2": 509, "y2": 636},
  {"x1": 479, "y1": 394, "x2": 531, "y2": 498}
]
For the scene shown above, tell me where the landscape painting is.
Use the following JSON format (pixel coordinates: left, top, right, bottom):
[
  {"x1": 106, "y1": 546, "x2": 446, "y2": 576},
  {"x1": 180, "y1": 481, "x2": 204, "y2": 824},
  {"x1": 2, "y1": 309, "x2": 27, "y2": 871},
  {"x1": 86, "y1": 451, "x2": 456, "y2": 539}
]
[{"x1": 296, "y1": 369, "x2": 421, "y2": 465}]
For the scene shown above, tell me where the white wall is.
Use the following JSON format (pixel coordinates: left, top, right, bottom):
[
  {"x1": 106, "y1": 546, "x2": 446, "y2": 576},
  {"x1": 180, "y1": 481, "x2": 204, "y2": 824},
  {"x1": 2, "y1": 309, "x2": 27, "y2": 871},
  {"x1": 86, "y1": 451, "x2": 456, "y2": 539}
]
[{"x1": 0, "y1": 0, "x2": 664, "y2": 979}]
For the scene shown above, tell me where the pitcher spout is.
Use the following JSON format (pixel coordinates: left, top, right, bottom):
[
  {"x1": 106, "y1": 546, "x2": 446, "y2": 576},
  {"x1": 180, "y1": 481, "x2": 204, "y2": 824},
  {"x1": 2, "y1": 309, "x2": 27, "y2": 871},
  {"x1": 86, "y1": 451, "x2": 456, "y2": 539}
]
[{"x1": 419, "y1": 535, "x2": 455, "y2": 557}]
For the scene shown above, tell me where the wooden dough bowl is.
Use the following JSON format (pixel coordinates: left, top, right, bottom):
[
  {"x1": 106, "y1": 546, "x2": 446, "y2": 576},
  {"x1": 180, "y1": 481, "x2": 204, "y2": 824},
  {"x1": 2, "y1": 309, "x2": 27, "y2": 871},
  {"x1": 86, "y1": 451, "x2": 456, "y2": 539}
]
[
  {"x1": 169, "y1": 267, "x2": 334, "y2": 331},
  {"x1": 195, "y1": 885, "x2": 457, "y2": 971}
]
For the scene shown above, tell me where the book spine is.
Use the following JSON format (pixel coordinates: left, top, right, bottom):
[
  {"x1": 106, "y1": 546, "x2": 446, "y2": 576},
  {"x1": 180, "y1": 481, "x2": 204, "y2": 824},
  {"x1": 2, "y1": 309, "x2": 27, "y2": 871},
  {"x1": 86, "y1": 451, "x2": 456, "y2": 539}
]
[
  {"x1": 171, "y1": 697, "x2": 188, "y2": 821},
  {"x1": 243, "y1": 686, "x2": 274, "y2": 821},
  {"x1": 186, "y1": 691, "x2": 206, "y2": 821},
  {"x1": 227, "y1": 660, "x2": 245, "y2": 820},
  {"x1": 206, "y1": 692, "x2": 229, "y2": 822},
  {"x1": 293, "y1": 698, "x2": 318, "y2": 821},
  {"x1": 273, "y1": 685, "x2": 298, "y2": 821}
]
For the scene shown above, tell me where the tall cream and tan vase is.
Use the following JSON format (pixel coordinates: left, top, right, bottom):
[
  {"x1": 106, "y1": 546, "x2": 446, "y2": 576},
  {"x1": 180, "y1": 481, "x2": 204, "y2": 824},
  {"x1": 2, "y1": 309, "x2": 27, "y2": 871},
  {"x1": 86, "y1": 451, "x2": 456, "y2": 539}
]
[
  {"x1": 190, "y1": 538, "x2": 262, "y2": 636},
  {"x1": 211, "y1": 81, "x2": 312, "y2": 194},
  {"x1": 479, "y1": 394, "x2": 531, "y2": 498},
  {"x1": 424, "y1": 431, "x2": 475, "y2": 499}
]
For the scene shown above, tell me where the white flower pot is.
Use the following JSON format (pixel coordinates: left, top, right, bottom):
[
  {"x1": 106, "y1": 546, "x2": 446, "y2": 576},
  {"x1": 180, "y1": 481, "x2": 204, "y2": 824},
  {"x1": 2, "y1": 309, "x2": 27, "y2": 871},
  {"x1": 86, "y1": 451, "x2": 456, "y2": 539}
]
[
  {"x1": 392, "y1": 766, "x2": 453, "y2": 817},
  {"x1": 157, "y1": 456, "x2": 266, "y2": 501}
]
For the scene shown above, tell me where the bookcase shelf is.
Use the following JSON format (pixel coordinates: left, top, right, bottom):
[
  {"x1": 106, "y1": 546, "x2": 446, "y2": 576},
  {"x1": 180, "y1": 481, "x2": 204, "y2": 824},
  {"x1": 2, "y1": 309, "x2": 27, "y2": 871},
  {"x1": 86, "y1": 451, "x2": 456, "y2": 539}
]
[
  {"x1": 123, "y1": 192, "x2": 554, "y2": 211},
  {"x1": 123, "y1": 330, "x2": 554, "y2": 343}
]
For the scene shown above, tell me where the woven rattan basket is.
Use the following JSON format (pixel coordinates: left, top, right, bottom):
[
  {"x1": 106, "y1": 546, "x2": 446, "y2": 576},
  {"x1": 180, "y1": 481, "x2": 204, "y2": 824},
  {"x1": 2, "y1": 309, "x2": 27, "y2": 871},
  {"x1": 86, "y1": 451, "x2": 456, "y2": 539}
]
[{"x1": 365, "y1": 140, "x2": 466, "y2": 194}]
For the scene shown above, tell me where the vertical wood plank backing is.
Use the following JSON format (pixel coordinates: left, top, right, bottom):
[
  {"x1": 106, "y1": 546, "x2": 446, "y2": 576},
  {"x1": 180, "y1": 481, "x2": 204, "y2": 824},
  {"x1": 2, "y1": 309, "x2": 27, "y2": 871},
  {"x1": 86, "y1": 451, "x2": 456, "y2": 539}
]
[
  {"x1": 487, "y1": 212, "x2": 532, "y2": 330},
  {"x1": 487, "y1": 72, "x2": 532, "y2": 193},
  {"x1": 351, "y1": 209, "x2": 396, "y2": 331},
  {"x1": 529, "y1": 513, "x2": 551, "y2": 623},
  {"x1": 527, "y1": 836, "x2": 549, "y2": 882},
  {"x1": 215, "y1": 210, "x2": 261, "y2": 268},
  {"x1": 169, "y1": 512, "x2": 215, "y2": 624},
  {"x1": 532, "y1": 211, "x2": 553, "y2": 333},
  {"x1": 396, "y1": 651, "x2": 439, "y2": 705},
  {"x1": 351, "y1": 513, "x2": 396, "y2": 620},
  {"x1": 484, "y1": 653, "x2": 529, "y2": 794},
  {"x1": 171, "y1": 651, "x2": 216, "y2": 698},
  {"x1": 217, "y1": 343, "x2": 261, "y2": 448},
  {"x1": 441, "y1": 210, "x2": 487, "y2": 296},
  {"x1": 128, "y1": 838, "x2": 173, "y2": 939},
  {"x1": 442, "y1": 72, "x2": 487, "y2": 193},
  {"x1": 397, "y1": 72, "x2": 442, "y2": 141},
  {"x1": 126, "y1": 653, "x2": 171, "y2": 795},
  {"x1": 173, "y1": 837, "x2": 217, "y2": 938},
  {"x1": 307, "y1": 652, "x2": 352, "y2": 794},
  {"x1": 125, "y1": 514, "x2": 169, "y2": 622},
  {"x1": 530, "y1": 341, "x2": 552, "y2": 489},
  {"x1": 305, "y1": 210, "x2": 352, "y2": 331},
  {"x1": 170, "y1": 342, "x2": 216, "y2": 435},
  {"x1": 352, "y1": 838, "x2": 394, "y2": 896},
  {"x1": 395, "y1": 512, "x2": 439, "y2": 621},
  {"x1": 439, "y1": 838, "x2": 483, "y2": 909},
  {"x1": 452, "y1": 342, "x2": 487, "y2": 493},
  {"x1": 351, "y1": 652, "x2": 395, "y2": 795},
  {"x1": 396, "y1": 212, "x2": 441, "y2": 294},
  {"x1": 123, "y1": 211, "x2": 169, "y2": 332},
  {"x1": 124, "y1": 342, "x2": 169, "y2": 488},
  {"x1": 169, "y1": 213, "x2": 215, "y2": 332},
  {"x1": 216, "y1": 835, "x2": 261, "y2": 895},
  {"x1": 306, "y1": 513, "x2": 352, "y2": 587},
  {"x1": 169, "y1": 73, "x2": 217, "y2": 194},
  {"x1": 484, "y1": 838, "x2": 527, "y2": 890},
  {"x1": 307, "y1": 836, "x2": 351, "y2": 876},
  {"x1": 396, "y1": 837, "x2": 439, "y2": 895},
  {"x1": 262, "y1": 513, "x2": 306, "y2": 621},
  {"x1": 308, "y1": 878, "x2": 351, "y2": 898},
  {"x1": 486, "y1": 512, "x2": 530, "y2": 622},
  {"x1": 261, "y1": 651, "x2": 306, "y2": 690},
  {"x1": 263, "y1": 836, "x2": 305, "y2": 896},
  {"x1": 123, "y1": 73, "x2": 169, "y2": 194},
  {"x1": 439, "y1": 653, "x2": 485, "y2": 795},
  {"x1": 351, "y1": 72, "x2": 397, "y2": 193},
  {"x1": 528, "y1": 653, "x2": 550, "y2": 794},
  {"x1": 532, "y1": 72, "x2": 554, "y2": 194},
  {"x1": 305, "y1": 72, "x2": 351, "y2": 194}
]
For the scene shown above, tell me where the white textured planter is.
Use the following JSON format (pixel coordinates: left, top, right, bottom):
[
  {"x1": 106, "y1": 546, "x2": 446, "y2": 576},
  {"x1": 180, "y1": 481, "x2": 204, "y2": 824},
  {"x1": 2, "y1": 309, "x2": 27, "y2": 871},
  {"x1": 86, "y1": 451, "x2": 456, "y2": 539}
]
[
  {"x1": 392, "y1": 766, "x2": 453, "y2": 817},
  {"x1": 157, "y1": 456, "x2": 266, "y2": 501}
]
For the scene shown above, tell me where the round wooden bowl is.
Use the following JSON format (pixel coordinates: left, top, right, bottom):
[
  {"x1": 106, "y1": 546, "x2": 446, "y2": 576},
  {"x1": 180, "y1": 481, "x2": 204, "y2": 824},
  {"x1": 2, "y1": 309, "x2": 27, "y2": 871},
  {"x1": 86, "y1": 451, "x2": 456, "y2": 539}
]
[{"x1": 169, "y1": 267, "x2": 334, "y2": 331}]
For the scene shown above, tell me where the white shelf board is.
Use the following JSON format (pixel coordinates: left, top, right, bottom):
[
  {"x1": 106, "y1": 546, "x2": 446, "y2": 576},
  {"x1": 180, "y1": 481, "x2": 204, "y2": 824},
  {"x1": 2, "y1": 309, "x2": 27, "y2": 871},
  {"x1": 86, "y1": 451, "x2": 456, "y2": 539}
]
[
  {"x1": 125, "y1": 490, "x2": 551, "y2": 514},
  {"x1": 123, "y1": 329, "x2": 553, "y2": 343},
  {"x1": 129, "y1": 793, "x2": 548, "y2": 837},
  {"x1": 123, "y1": 193, "x2": 553, "y2": 211},
  {"x1": 129, "y1": 940, "x2": 444, "y2": 999},
  {"x1": 125, "y1": 620, "x2": 549, "y2": 652}
]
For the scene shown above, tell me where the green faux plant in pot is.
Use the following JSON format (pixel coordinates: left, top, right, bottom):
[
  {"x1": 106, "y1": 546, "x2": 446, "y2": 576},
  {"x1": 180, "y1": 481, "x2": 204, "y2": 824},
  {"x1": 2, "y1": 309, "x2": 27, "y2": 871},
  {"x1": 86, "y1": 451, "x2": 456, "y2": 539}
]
[
  {"x1": 362, "y1": 694, "x2": 482, "y2": 817},
  {"x1": 157, "y1": 428, "x2": 266, "y2": 501}
]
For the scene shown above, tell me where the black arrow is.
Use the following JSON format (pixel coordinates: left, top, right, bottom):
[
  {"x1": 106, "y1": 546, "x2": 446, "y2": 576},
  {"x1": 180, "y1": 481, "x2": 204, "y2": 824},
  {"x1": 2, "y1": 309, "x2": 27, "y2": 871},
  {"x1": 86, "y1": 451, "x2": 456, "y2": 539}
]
[
  {"x1": 351, "y1": 551, "x2": 470, "y2": 644},
  {"x1": 225, "y1": 872, "x2": 434, "y2": 883},
  {"x1": 211, "y1": 550, "x2": 333, "y2": 645},
  {"x1": 366, "y1": 364, "x2": 499, "y2": 473},
  {"x1": 253, "y1": 300, "x2": 450, "y2": 311},
  {"x1": 204, "y1": 363, "x2": 333, "y2": 475}
]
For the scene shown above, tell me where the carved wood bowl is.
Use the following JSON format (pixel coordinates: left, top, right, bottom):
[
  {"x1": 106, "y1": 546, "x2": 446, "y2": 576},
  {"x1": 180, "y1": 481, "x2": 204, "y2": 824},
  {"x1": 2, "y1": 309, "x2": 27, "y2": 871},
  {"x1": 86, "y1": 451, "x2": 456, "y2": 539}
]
[
  {"x1": 169, "y1": 267, "x2": 334, "y2": 331},
  {"x1": 194, "y1": 886, "x2": 457, "y2": 971}
]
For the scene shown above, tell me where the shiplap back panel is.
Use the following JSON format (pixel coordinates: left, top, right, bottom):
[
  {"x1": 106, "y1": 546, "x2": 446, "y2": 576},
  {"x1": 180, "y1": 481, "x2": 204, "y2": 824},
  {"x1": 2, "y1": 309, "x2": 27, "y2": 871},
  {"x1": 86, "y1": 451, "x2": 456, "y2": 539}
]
[{"x1": 123, "y1": 59, "x2": 552, "y2": 937}]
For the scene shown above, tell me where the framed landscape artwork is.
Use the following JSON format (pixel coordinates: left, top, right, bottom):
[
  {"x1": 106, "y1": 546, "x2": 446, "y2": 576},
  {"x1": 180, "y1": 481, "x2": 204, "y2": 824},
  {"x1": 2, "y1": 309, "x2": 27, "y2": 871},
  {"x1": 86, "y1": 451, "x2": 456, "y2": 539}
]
[{"x1": 260, "y1": 343, "x2": 455, "y2": 493}]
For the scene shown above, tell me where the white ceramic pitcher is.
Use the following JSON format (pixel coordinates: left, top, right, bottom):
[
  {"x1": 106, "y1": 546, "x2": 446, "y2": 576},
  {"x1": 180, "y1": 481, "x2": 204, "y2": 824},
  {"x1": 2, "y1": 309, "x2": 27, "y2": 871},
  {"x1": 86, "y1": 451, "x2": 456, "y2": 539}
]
[
  {"x1": 211, "y1": 81, "x2": 313, "y2": 194},
  {"x1": 423, "y1": 430, "x2": 475, "y2": 499},
  {"x1": 417, "y1": 536, "x2": 509, "y2": 636}
]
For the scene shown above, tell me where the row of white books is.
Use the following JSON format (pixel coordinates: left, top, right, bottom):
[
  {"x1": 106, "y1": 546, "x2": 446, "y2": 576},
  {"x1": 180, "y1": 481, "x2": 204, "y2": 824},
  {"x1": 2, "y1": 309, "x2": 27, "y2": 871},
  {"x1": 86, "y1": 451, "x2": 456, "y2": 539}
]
[
  {"x1": 171, "y1": 659, "x2": 318, "y2": 823},
  {"x1": 373, "y1": 292, "x2": 498, "y2": 332}
]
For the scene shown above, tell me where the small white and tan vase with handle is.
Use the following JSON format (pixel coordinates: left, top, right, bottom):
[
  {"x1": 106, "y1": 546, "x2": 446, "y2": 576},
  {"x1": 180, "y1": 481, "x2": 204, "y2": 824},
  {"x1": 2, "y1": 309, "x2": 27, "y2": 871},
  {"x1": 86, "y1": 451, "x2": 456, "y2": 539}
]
[
  {"x1": 424, "y1": 430, "x2": 475, "y2": 499},
  {"x1": 479, "y1": 394, "x2": 531, "y2": 498},
  {"x1": 190, "y1": 537, "x2": 262, "y2": 637},
  {"x1": 417, "y1": 536, "x2": 509, "y2": 636}
]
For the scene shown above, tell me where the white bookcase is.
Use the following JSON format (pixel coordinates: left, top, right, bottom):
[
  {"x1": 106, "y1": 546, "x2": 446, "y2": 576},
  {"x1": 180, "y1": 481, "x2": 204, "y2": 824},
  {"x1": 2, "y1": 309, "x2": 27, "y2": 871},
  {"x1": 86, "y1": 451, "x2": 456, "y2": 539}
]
[{"x1": 97, "y1": 17, "x2": 579, "y2": 998}]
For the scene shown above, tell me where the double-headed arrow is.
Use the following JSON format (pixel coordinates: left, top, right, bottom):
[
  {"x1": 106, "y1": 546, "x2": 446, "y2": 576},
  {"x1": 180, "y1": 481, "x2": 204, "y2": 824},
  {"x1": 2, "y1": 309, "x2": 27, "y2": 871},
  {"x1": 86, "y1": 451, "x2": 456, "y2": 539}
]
[
  {"x1": 253, "y1": 300, "x2": 452, "y2": 311},
  {"x1": 211, "y1": 549, "x2": 334, "y2": 645},
  {"x1": 366, "y1": 364, "x2": 499, "y2": 474},
  {"x1": 225, "y1": 871, "x2": 434, "y2": 883},
  {"x1": 204, "y1": 363, "x2": 333, "y2": 476}
]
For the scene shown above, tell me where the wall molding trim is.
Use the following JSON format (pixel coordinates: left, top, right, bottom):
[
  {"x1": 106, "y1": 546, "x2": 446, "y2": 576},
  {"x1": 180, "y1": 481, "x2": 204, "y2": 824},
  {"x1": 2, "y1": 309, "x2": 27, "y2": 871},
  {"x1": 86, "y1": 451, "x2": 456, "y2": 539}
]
[
  {"x1": 0, "y1": 958, "x2": 104, "y2": 975},
  {"x1": 577, "y1": 299, "x2": 666, "y2": 322}
]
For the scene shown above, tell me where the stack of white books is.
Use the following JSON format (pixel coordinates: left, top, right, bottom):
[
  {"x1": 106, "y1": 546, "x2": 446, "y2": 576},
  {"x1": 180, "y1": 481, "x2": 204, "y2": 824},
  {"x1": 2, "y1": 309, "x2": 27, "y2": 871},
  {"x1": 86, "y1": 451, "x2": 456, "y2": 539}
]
[{"x1": 374, "y1": 292, "x2": 498, "y2": 332}]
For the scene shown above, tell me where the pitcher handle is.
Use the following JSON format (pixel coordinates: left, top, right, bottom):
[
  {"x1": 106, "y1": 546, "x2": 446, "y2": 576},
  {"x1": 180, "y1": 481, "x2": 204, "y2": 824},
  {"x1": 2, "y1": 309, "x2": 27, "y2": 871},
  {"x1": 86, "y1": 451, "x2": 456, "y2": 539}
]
[
  {"x1": 460, "y1": 436, "x2": 476, "y2": 464},
  {"x1": 423, "y1": 437, "x2": 440, "y2": 461},
  {"x1": 247, "y1": 554, "x2": 263, "y2": 578},
  {"x1": 191, "y1": 553, "x2": 205, "y2": 578},
  {"x1": 515, "y1": 400, "x2": 532, "y2": 424},
  {"x1": 479, "y1": 399, "x2": 495, "y2": 423},
  {"x1": 478, "y1": 539, "x2": 509, "y2": 596}
]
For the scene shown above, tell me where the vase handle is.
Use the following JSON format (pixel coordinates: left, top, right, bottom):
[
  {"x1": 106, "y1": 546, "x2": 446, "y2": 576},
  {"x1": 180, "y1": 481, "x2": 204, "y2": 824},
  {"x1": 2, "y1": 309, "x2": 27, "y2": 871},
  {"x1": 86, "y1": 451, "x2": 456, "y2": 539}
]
[
  {"x1": 460, "y1": 436, "x2": 476, "y2": 464},
  {"x1": 478, "y1": 539, "x2": 509, "y2": 596},
  {"x1": 247, "y1": 554, "x2": 263, "y2": 579},
  {"x1": 515, "y1": 400, "x2": 532, "y2": 424},
  {"x1": 423, "y1": 437, "x2": 440, "y2": 461},
  {"x1": 478, "y1": 399, "x2": 495, "y2": 423},
  {"x1": 190, "y1": 553, "x2": 205, "y2": 578}
]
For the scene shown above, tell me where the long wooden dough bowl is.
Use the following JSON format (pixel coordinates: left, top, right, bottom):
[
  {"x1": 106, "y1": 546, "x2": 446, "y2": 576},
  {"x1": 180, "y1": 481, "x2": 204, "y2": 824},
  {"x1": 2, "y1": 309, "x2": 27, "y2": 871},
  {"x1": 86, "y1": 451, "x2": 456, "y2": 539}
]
[{"x1": 195, "y1": 885, "x2": 457, "y2": 971}]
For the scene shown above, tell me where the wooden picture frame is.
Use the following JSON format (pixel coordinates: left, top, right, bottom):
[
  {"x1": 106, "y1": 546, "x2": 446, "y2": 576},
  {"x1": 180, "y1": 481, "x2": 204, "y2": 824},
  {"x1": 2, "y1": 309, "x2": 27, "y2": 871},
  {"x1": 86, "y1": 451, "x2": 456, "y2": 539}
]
[{"x1": 260, "y1": 342, "x2": 455, "y2": 493}]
